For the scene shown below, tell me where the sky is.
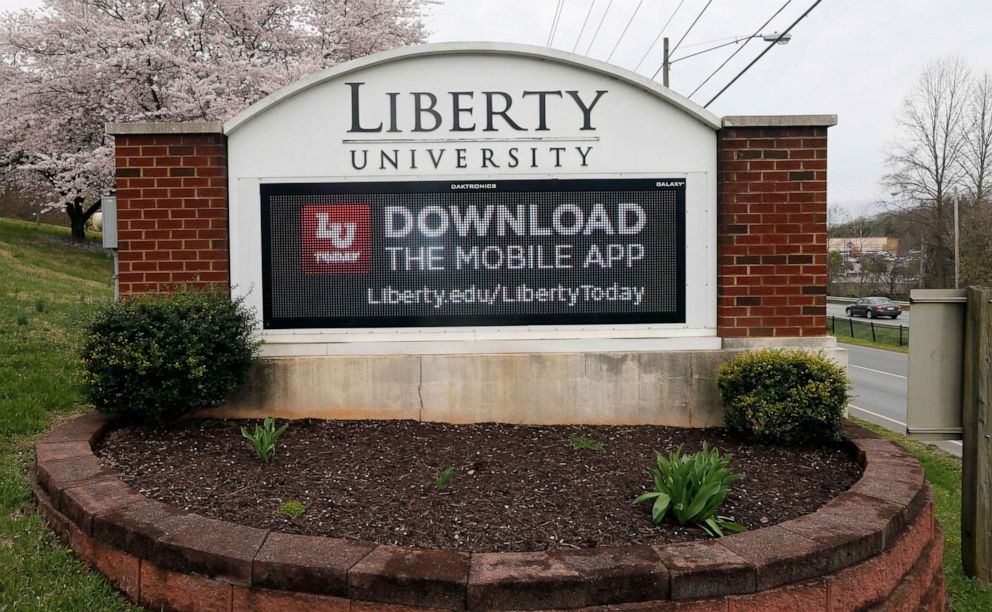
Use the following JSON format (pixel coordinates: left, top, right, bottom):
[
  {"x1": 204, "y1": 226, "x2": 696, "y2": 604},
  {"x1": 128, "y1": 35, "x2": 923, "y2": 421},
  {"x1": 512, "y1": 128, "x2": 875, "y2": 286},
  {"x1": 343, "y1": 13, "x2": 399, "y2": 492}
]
[{"x1": 2, "y1": 0, "x2": 990, "y2": 216}]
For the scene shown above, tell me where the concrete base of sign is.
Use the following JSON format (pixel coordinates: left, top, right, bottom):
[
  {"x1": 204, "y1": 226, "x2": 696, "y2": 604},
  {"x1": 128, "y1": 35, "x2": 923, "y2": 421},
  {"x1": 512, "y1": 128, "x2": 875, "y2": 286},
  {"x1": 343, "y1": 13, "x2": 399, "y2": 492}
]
[{"x1": 206, "y1": 337, "x2": 845, "y2": 426}]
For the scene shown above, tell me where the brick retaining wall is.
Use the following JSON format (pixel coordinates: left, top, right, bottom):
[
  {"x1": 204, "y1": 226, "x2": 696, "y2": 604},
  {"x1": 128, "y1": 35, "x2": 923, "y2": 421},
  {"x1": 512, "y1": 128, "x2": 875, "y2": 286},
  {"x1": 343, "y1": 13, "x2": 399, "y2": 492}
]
[{"x1": 35, "y1": 414, "x2": 944, "y2": 611}]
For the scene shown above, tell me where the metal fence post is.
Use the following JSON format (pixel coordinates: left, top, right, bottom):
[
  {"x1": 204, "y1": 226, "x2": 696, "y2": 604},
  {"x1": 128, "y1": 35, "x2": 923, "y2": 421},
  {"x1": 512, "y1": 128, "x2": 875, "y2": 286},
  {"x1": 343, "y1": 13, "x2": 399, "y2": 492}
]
[
  {"x1": 849, "y1": 317, "x2": 854, "y2": 337},
  {"x1": 870, "y1": 321, "x2": 876, "y2": 342}
]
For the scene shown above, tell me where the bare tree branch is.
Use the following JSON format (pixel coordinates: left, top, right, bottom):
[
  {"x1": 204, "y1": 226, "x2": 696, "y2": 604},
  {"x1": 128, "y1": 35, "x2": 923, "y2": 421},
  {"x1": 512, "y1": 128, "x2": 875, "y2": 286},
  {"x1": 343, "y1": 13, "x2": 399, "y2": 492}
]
[{"x1": 883, "y1": 57, "x2": 971, "y2": 288}]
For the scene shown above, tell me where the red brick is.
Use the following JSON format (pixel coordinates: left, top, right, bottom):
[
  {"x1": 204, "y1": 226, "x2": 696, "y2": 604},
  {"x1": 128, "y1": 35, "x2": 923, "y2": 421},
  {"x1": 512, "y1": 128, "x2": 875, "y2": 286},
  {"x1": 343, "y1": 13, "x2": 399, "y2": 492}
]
[
  {"x1": 34, "y1": 486, "x2": 73, "y2": 542},
  {"x1": 126, "y1": 156, "x2": 154, "y2": 167},
  {"x1": 553, "y1": 545, "x2": 669, "y2": 605},
  {"x1": 350, "y1": 602, "x2": 446, "y2": 612},
  {"x1": 349, "y1": 546, "x2": 469, "y2": 610},
  {"x1": 155, "y1": 513, "x2": 268, "y2": 584},
  {"x1": 254, "y1": 532, "x2": 375, "y2": 597},
  {"x1": 59, "y1": 478, "x2": 144, "y2": 535},
  {"x1": 140, "y1": 562, "x2": 231, "y2": 612},
  {"x1": 36, "y1": 455, "x2": 113, "y2": 493},
  {"x1": 169, "y1": 145, "x2": 195, "y2": 156},
  {"x1": 468, "y1": 551, "x2": 585, "y2": 610},
  {"x1": 727, "y1": 579, "x2": 827, "y2": 611},
  {"x1": 878, "y1": 526, "x2": 944, "y2": 612},
  {"x1": 232, "y1": 587, "x2": 350, "y2": 611},
  {"x1": 89, "y1": 538, "x2": 141, "y2": 601},
  {"x1": 35, "y1": 441, "x2": 91, "y2": 464},
  {"x1": 827, "y1": 504, "x2": 936, "y2": 610},
  {"x1": 656, "y1": 540, "x2": 756, "y2": 600}
]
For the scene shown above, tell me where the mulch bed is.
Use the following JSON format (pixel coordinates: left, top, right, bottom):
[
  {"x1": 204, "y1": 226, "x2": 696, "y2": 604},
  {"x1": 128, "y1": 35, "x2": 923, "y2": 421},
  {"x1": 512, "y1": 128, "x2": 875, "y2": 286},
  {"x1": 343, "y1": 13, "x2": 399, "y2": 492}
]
[{"x1": 96, "y1": 419, "x2": 862, "y2": 553}]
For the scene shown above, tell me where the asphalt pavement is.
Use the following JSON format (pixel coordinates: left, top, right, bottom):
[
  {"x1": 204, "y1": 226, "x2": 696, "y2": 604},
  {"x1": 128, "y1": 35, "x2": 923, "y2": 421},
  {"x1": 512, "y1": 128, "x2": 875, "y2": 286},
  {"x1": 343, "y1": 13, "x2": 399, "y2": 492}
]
[
  {"x1": 843, "y1": 342, "x2": 961, "y2": 457},
  {"x1": 827, "y1": 302, "x2": 911, "y2": 327}
]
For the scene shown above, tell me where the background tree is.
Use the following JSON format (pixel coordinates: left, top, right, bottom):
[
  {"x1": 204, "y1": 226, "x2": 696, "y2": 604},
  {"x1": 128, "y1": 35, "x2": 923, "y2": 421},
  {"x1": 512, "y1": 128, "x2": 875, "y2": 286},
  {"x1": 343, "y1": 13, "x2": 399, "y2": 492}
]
[
  {"x1": 827, "y1": 250, "x2": 851, "y2": 295},
  {"x1": 884, "y1": 58, "x2": 992, "y2": 288},
  {"x1": 0, "y1": 0, "x2": 430, "y2": 240},
  {"x1": 884, "y1": 57, "x2": 971, "y2": 289},
  {"x1": 960, "y1": 204, "x2": 992, "y2": 287},
  {"x1": 963, "y1": 72, "x2": 992, "y2": 208}
]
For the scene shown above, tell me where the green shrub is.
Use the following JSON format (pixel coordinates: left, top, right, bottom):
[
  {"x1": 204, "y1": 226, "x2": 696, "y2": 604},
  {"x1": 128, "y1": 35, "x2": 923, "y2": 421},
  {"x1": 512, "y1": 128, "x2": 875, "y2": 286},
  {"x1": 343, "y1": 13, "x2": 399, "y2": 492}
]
[
  {"x1": 718, "y1": 349, "x2": 850, "y2": 445},
  {"x1": 80, "y1": 290, "x2": 259, "y2": 423},
  {"x1": 241, "y1": 417, "x2": 289, "y2": 464},
  {"x1": 634, "y1": 443, "x2": 744, "y2": 537}
]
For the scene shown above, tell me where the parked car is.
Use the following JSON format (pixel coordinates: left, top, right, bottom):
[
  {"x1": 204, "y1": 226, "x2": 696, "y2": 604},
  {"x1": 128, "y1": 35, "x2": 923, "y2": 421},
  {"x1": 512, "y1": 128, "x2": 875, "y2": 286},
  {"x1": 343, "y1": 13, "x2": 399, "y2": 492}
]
[{"x1": 846, "y1": 297, "x2": 903, "y2": 319}]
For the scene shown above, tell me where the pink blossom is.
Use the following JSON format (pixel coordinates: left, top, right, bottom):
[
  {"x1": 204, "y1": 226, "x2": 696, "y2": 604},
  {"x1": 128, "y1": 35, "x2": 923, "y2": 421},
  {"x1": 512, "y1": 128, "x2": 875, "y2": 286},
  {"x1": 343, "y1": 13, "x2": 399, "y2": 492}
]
[{"x1": 0, "y1": 0, "x2": 431, "y2": 235}]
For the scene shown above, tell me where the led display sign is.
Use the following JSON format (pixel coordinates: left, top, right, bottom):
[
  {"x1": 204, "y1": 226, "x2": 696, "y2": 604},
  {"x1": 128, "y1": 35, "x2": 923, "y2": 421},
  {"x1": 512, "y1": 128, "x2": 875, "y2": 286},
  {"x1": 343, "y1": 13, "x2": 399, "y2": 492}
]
[{"x1": 261, "y1": 178, "x2": 685, "y2": 328}]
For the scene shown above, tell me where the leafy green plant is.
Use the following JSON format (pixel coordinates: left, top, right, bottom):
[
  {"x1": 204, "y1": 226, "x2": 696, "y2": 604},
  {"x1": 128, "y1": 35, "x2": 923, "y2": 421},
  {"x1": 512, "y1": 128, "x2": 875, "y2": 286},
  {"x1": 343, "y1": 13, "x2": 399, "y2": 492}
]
[
  {"x1": 241, "y1": 417, "x2": 288, "y2": 465},
  {"x1": 35, "y1": 299, "x2": 46, "y2": 313},
  {"x1": 278, "y1": 500, "x2": 306, "y2": 518},
  {"x1": 16, "y1": 315, "x2": 28, "y2": 326},
  {"x1": 79, "y1": 289, "x2": 259, "y2": 423},
  {"x1": 437, "y1": 467, "x2": 455, "y2": 491},
  {"x1": 634, "y1": 443, "x2": 745, "y2": 537},
  {"x1": 718, "y1": 349, "x2": 850, "y2": 445},
  {"x1": 569, "y1": 436, "x2": 604, "y2": 451}
]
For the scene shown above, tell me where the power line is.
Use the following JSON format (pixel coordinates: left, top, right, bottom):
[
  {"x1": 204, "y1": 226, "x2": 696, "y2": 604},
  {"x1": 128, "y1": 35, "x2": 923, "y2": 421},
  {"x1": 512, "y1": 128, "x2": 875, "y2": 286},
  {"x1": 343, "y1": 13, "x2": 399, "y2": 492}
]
[
  {"x1": 634, "y1": 0, "x2": 686, "y2": 72},
  {"x1": 606, "y1": 0, "x2": 644, "y2": 62},
  {"x1": 679, "y1": 34, "x2": 747, "y2": 50},
  {"x1": 688, "y1": 0, "x2": 792, "y2": 98},
  {"x1": 651, "y1": 0, "x2": 713, "y2": 79},
  {"x1": 584, "y1": 0, "x2": 615, "y2": 56},
  {"x1": 547, "y1": 0, "x2": 564, "y2": 47},
  {"x1": 572, "y1": 0, "x2": 598, "y2": 53},
  {"x1": 672, "y1": 37, "x2": 751, "y2": 65},
  {"x1": 705, "y1": 0, "x2": 823, "y2": 108}
]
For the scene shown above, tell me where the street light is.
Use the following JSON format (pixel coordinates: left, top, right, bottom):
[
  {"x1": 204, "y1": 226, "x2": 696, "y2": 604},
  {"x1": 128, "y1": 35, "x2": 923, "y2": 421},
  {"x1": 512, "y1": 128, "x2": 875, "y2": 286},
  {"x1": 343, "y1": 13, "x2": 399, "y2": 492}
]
[{"x1": 659, "y1": 32, "x2": 791, "y2": 87}]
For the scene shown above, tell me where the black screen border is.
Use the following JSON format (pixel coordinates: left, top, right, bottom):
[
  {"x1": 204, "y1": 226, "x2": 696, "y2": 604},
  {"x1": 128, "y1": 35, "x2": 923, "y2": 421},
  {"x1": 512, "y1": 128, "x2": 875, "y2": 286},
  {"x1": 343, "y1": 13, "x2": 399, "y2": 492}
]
[{"x1": 260, "y1": 178, "x2": 686, "y2": 329}]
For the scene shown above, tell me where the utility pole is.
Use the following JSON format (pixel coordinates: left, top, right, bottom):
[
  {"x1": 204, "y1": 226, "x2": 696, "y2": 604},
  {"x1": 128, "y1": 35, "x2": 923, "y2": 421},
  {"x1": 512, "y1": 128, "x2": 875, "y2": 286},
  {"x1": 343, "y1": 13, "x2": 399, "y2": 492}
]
[
  {"x1": 954, "y1": 192, "x2": 960, "y2": 288},
  {"x1": 662, "y1": 37, "x2": 670, "y2": 87}
]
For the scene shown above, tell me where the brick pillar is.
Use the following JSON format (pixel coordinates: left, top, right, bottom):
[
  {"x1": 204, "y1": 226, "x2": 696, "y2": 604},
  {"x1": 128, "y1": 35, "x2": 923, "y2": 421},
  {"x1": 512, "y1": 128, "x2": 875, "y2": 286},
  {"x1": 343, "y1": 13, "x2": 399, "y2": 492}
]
[
  {"x1": 106, "y1": 123, "x2": 229, "y2": 294},
  {"x1": 716, "y1": 115, "x2": 836, "y2": 338}
]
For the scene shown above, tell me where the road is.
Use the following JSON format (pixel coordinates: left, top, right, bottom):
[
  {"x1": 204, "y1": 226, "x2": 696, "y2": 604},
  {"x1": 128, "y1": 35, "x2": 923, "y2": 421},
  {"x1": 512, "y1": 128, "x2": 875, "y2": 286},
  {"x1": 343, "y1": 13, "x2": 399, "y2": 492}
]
[
  {"x1": 827, "y1": 302, "x2": 911, "y2": 327},
  {"x1": 844, "y1": 342, "x2": 961, "y2": 457}
]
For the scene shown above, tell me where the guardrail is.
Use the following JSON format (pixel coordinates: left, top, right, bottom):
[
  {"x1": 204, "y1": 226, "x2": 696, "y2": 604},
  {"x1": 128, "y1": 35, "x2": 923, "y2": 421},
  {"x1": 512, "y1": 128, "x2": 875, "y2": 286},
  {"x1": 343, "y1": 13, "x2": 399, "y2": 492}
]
[{"x1": 829, "y1": 314, "x2": 909, "y2": 347}]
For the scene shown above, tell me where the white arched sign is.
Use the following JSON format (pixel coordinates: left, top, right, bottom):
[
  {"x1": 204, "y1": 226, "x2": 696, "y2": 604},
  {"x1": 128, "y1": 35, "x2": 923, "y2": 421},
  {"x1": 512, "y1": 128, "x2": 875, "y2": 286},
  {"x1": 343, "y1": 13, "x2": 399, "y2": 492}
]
[{"x1": 225, "y1": 42, "x2": 719, "y2": 354}]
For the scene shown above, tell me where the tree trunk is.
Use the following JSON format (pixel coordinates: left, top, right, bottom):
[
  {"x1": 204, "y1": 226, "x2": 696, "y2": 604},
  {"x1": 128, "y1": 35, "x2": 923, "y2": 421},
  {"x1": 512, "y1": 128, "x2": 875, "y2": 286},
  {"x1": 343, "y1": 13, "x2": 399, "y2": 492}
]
[{"x1": 64, "y1": 197, "x2": 102, "y2": 242}]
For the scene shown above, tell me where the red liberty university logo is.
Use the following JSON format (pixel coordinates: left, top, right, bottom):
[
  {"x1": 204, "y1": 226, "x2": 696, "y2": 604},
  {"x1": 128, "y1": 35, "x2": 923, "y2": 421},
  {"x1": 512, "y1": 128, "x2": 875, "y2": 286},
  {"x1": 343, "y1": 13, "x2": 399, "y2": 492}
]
[{"x1": 300, "y1": 204, "x2": 371, "y2": 274}]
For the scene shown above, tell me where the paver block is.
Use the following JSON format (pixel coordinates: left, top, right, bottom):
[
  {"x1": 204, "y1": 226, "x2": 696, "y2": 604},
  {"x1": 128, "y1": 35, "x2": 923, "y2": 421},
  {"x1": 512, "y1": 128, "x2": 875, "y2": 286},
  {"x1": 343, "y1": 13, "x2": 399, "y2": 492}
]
[
  {"x1": 254, "y1": 531, "x2": 375, "y2": 596},
  {"x1": 349, "y1": 545, "x2": 469, "y2": 610}
]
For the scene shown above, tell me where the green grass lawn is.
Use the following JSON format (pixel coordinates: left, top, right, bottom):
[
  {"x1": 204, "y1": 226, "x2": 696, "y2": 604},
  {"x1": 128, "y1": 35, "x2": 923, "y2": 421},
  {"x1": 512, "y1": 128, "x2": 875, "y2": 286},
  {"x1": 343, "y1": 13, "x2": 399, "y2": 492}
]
[
  {"x1": 0, "y1": 218, "x2": 136, "y2": 610},
  {"x1": 0, "y1": 217, "x2": 988, "y2": 610},
  {"x1": 831, "y1": 332, "x2": 910, "y2": 353},
  {"x1": 852, "y1": 418, "x2": 992, "y2": 610},
  {"x1": 829, "y1": 316, "x2": 910, "y2": 352}
]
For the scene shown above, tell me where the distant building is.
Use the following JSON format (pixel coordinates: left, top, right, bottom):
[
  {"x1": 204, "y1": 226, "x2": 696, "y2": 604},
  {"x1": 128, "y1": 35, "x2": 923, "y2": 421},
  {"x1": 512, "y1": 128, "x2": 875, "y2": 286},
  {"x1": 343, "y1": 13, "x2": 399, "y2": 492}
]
[{"x1": 828, "y1": 236, "x2": 899, "y2": 257}]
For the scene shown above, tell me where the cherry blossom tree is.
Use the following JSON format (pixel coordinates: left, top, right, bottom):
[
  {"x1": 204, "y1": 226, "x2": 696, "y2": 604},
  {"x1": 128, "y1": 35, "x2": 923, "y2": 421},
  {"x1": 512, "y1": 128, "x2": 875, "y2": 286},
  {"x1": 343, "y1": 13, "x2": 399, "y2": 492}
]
[{"x1": 0, "y1": 0, "x2": 431, "y2": 240}]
